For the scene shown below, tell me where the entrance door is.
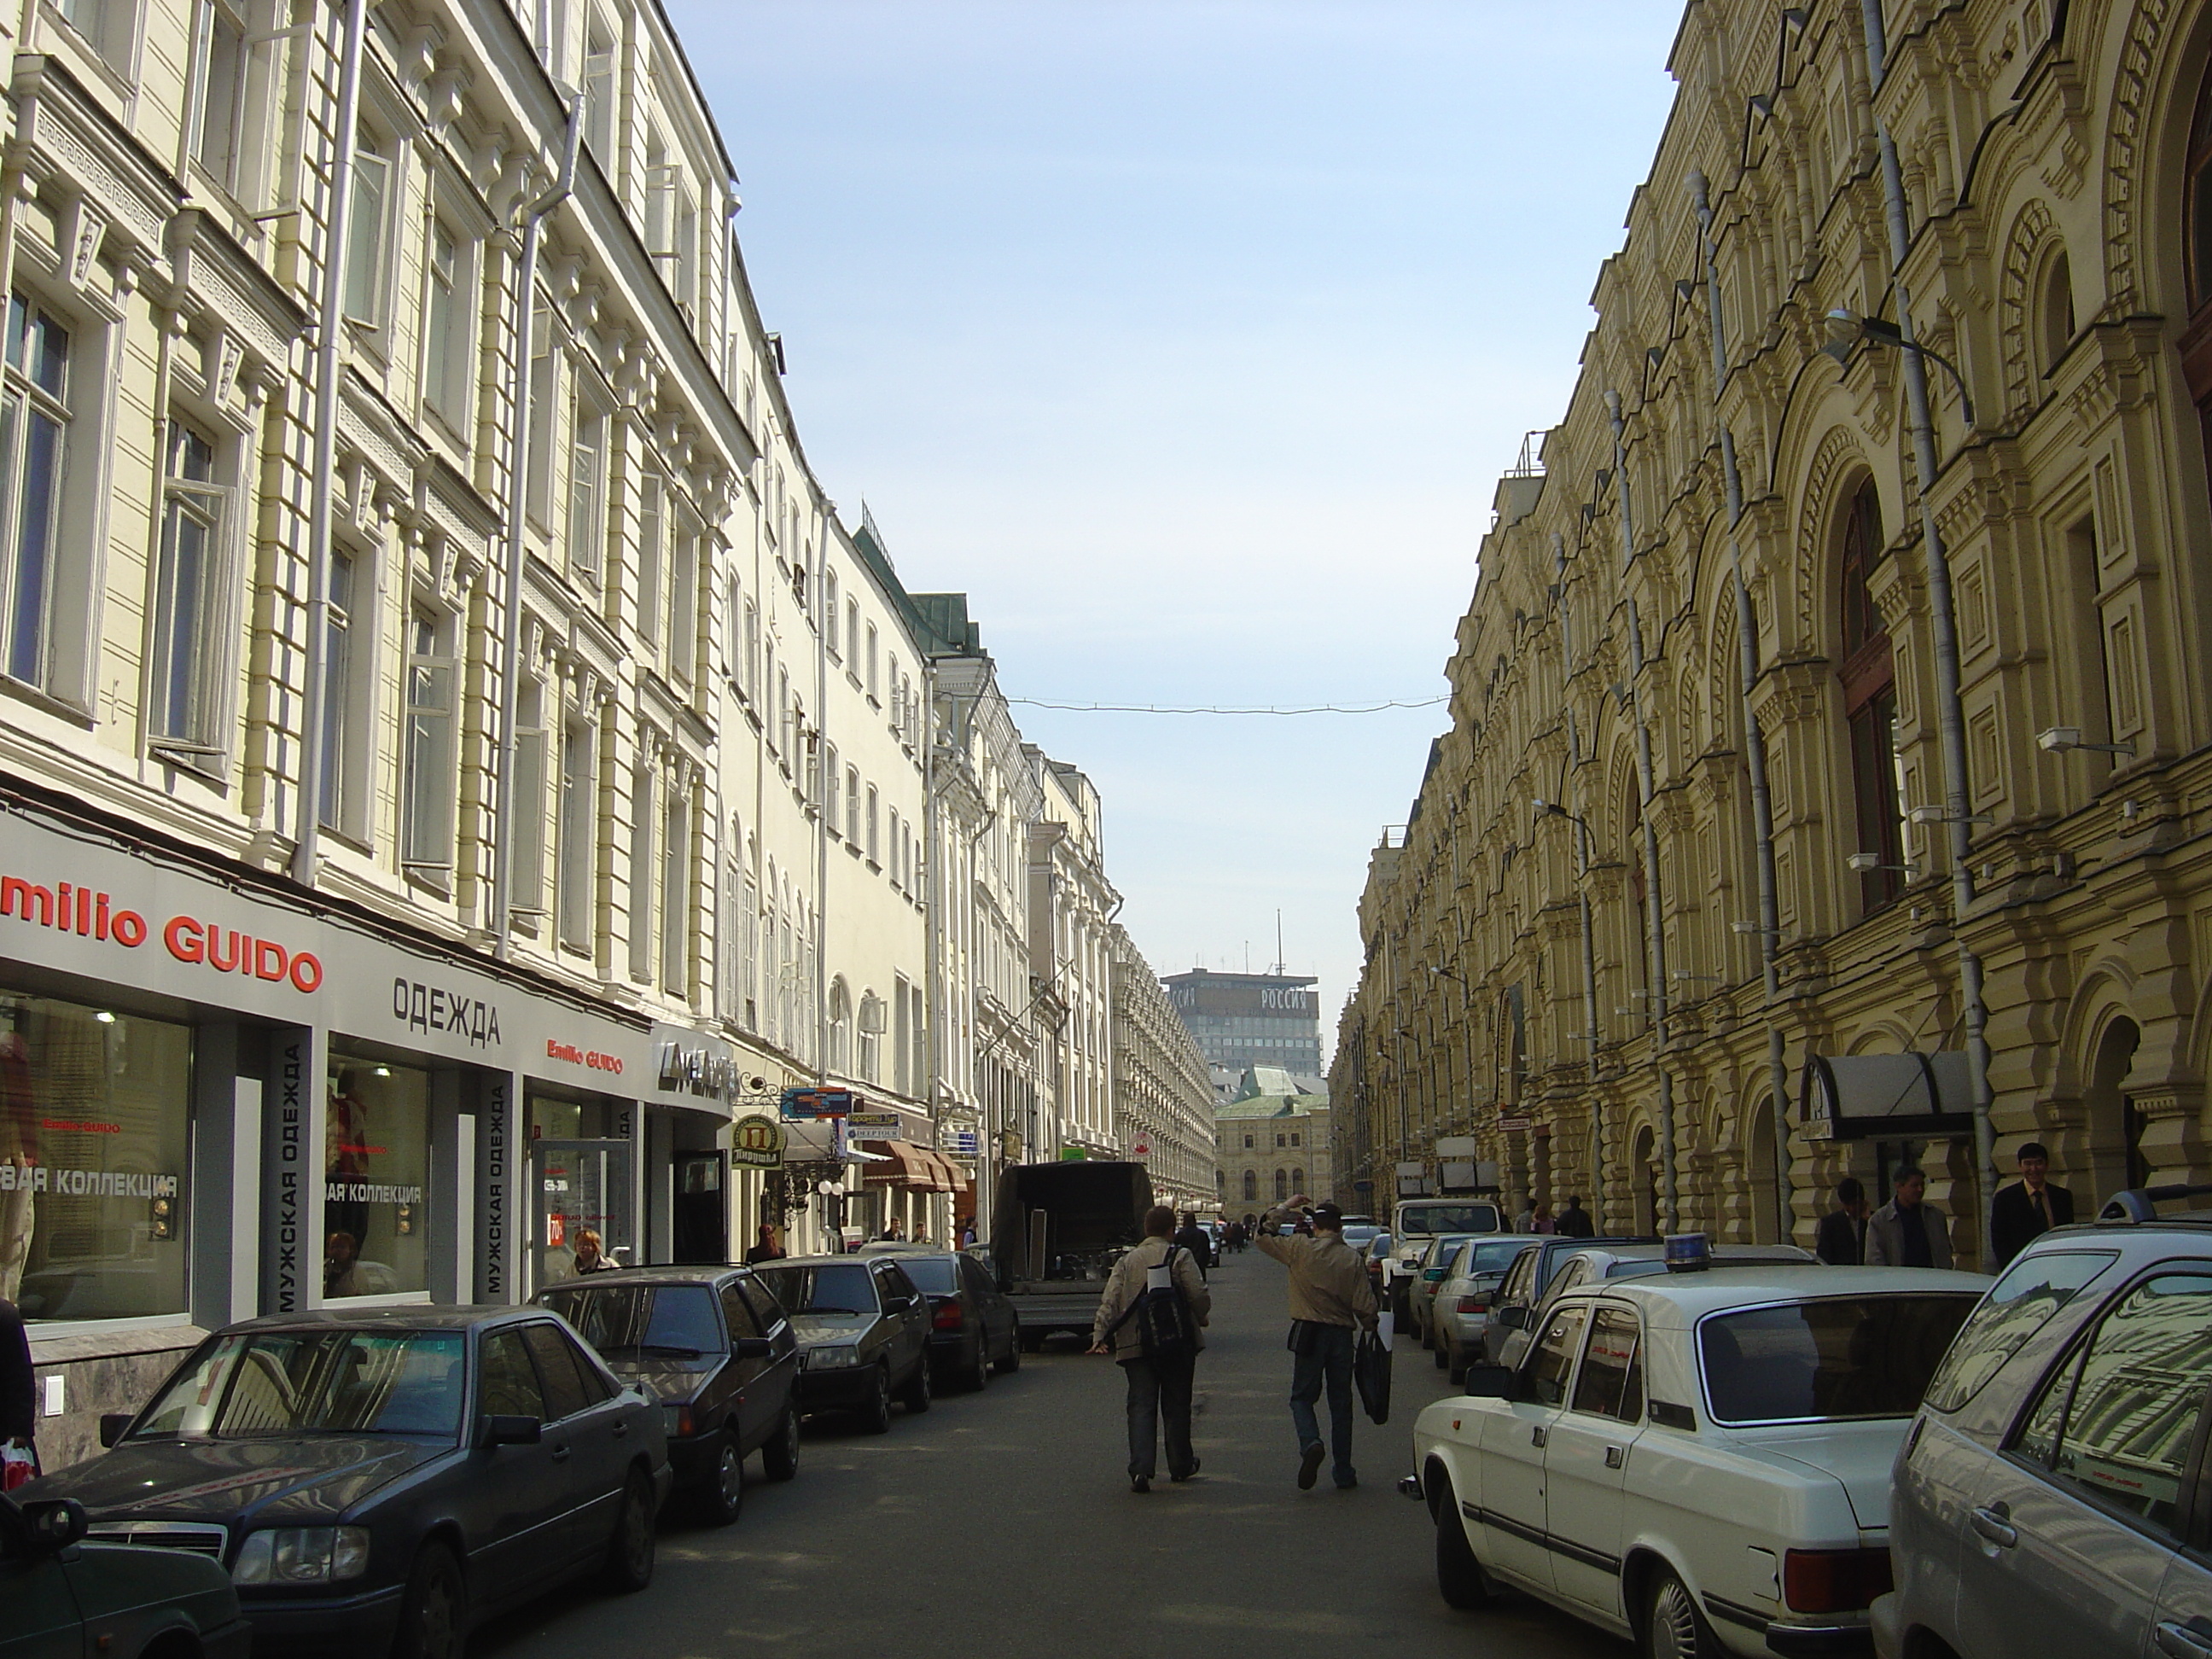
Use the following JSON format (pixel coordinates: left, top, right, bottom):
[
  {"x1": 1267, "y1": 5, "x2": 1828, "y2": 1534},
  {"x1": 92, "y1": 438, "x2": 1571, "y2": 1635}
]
[
  {"x1": 533, "y1": 1139, "x2": 634, "y2": 1290},
  {"x1": 672, "y1": 1153, "x2": 728, "y2": 1264}
]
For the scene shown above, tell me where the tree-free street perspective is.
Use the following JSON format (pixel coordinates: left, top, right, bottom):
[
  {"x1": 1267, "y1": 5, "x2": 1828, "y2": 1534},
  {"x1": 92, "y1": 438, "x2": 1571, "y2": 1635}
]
[{"x1": 476, "y1": 1250, "x2": 1622, "y2": 1659}]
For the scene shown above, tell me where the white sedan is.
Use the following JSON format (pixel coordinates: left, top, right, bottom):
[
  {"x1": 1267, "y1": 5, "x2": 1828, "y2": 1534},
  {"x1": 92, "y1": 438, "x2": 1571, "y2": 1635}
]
[{"x1": 1407, "y1": 1265, "x2": 1988, "y2": 1657}]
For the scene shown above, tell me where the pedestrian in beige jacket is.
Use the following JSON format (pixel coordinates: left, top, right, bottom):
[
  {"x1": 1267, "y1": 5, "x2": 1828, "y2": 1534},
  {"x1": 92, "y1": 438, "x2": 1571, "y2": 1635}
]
[
  {"x1": 1258, "y1": 1195, "x2": 1377, "y2": 1490},
  {"x1": 1091, "y1": 1204, "x2": 1211, "y2": 1492}
]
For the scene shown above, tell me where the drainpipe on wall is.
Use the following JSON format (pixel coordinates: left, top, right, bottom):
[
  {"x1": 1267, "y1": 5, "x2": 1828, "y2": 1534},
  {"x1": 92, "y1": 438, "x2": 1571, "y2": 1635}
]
[
  {"x1": 291, "y1": 0, "x2": 369, "y2": 886},
  {"x1": 1858, "y1": 0, "x2": 2000, "y2": 1266},
  {"x1": 1552, "y1": 533, "x2": 1606, "y2": 1217},
  {"x1": 1689, "y1": 170, "x2": 1796, "y2": 1243},
  {"x1": 1606, "y1": 389, "x2": 1679, "y2": 1233},
  {"x1": 489, "y1": 94, "x2": 585, "y2": 958}
]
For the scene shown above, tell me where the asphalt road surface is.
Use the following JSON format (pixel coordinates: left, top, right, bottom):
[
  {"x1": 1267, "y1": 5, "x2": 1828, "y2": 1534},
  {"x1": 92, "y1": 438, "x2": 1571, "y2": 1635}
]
[{"x1": 479, "y1": 1248, "x2": 1629, "y2": 1658}]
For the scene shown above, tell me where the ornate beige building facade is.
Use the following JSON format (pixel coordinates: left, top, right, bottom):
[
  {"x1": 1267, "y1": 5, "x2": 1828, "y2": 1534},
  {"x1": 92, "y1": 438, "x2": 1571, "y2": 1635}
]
[
  {"x1": 1108, "y1": 922, "x2": 1217, "y2": 1212},
  {"x1": 1336, "y1": 0, "x2": 2212, "y2": 1263}
]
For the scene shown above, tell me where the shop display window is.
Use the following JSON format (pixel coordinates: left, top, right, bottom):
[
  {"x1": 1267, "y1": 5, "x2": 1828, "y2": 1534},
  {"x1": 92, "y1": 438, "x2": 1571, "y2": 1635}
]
[
  {"x1": 326, "y1": 1054, "x2": 431, "y2": 1299},
  {"x1": 0, "y1": 995, "x2": 191, "y2": 1324}
]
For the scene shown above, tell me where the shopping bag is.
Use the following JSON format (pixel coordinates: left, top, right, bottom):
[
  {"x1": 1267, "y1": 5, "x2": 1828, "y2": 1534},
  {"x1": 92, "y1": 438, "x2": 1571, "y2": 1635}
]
[
  {"x1": 1353, "y1": 1327, "x2": 1392, "y2": 1426},
  {"x1": 1, "y1": 1441, "x2": 39, "y2": 1492}
]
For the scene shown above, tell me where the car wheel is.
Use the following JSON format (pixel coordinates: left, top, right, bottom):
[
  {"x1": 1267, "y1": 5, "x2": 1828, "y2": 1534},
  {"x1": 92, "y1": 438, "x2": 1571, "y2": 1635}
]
[
  {"x1": 858, "y1": 1365, "x2": 894, "y2": 1435},
  {"x1": 1448, "y1": 1345, "x2": 1470, "y2": 1386},
  {"x1": 1429, "y1": 1471, "x2": 1493, "y2": 1610},
  {"x1": 965, "y1": 1334, "x2": 991, "y2": 1392},
  {"x1": 900, "y1": 1353, "x2": 934, "y2": 1413},
  {"x1": 696, "y1": 1431, "x2": 745, "y2": 1527},
  {"x1": 995, "y1": 1325, "x2": 1022, "y2": 1372},
  {"x1": 761, "y1": 1404, "x2": 800, "y2": 1481},
  {"x1": 1642, "y1": 1568, "x2": 1720, "y2": 1659},
  {"x1": 392, "y1": 1540, "x2": 467, "y2": 1659},
  {"x1": 1433, "y1": 1332, "x2": 1448, "y2": 1369},
  {"x1": 600, "y1": 1470, "x2": 656, "y2": 1593}
]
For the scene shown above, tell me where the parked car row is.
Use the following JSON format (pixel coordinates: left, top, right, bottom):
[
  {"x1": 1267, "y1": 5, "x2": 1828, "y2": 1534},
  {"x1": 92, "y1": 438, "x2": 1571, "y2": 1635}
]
[
  {"x1": 14, "y1": 1247, "x2": 1025, "y2": 1659},
  {"x1": 1406, "y1": 1193, "x2": 2212, "y2": 1659}
]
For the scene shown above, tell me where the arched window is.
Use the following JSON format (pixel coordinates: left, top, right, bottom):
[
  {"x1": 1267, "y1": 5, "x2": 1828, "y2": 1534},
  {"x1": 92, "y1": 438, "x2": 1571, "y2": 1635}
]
[
  {"x1": 1840, "y1": 480, "x2": 1906, "y2": 912},
  {"x1": 2039, "y1": 247, "x2": 2075, "y2": 376},
  {"x1": 2183, "y1": 65, "x2": 2212, "y2": 472},
  {"x1": 1243, "y1": 1169, "x2": 1258, "y2": 1202},
  {"x1": 1291, "y1": 1167, "x2": 1305, "y2": 1193},
  {"x1": 827, "y1": 978, "x2": 851, "y2": 1074},
  {"x1": 1274, "y1": 1168, "x2": 1288, "y2": 1201}
]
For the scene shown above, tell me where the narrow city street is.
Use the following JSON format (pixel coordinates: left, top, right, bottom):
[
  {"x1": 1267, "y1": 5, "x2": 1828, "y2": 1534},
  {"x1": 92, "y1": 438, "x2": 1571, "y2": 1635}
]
[{"x1": 478, "y1": 1250, "x2": 1627, "y2": 1658}]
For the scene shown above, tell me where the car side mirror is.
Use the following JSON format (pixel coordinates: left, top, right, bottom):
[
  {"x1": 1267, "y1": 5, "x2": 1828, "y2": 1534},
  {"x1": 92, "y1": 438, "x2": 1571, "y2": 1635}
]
[
  {"x1": 734, "y1": 1337, "x2": 773, "y2": 1359},
  {"x1": 1498, "y1": 1306, "x2": 1528, "y2": 1330},
  {"x1": 20, "y1": 1499, "x2": 87, "y2": 1553},
  {"x1": 98, "y1": 1412, "x2": 136, "y2": 1449},
  {"x1": 1461, "y1": 1365, "x2": 1515, "y2": 1400},
  {"x1": 480, "y1": 1414, "x2": 543, "y2": 1448}
]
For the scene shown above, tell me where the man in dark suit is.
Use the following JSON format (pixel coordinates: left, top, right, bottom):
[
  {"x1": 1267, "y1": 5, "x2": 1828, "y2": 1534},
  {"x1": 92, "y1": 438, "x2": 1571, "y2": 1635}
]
[
  {"x1": 1815, "y1": 1177, "x2": 1870, "y2": 1265},
  {"x1": 1991, "y1": 1142, "x2": 2075, "y2": 1268}
]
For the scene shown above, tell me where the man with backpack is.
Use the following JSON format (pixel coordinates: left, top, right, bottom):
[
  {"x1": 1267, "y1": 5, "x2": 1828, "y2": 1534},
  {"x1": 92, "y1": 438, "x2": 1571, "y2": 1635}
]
[
  {"x1": 1257, "y1": 1195, "x2": 1377, "y2": 1491},
  {"x1": 1090, "y1": 1204, "x2": 1212, "y2": 1492}
]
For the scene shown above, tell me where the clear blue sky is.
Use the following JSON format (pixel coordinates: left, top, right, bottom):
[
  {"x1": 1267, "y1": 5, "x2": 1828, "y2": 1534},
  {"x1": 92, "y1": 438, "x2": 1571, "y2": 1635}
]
[{"x1": 669, "y1": 1, "x2": 1682, "y2": 1058}]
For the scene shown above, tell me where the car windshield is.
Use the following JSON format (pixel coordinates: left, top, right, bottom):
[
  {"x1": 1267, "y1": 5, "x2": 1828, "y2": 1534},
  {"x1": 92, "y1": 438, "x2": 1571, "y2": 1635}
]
[
  {"x1": 1700, "y1": 1295, "x2": 1980, "y2": 1424},
  {"x1": 132, "y1": 1330, "x2": 466, "y2": 1441},
  {"x1": 1464, "y1": 1238, "x2": 1537, "y2": 1277},
  {"x1": 755, "y1": 1263, "x2": 876, "y2": 1316},
  {"x1": 1342, "y1": 1226, "x2": 1382, "y2": 1248},
  {"x1": 1399, "y1": 1203, "x2": 1501, "y2": 1235},
  {"x1": 1922, "y1": 1250, "x2": 2120, "y2": 1412},
  {"x1": 538, "y1": 1283, "x2": 722, "y2": 1357},
  {"x1": 894, "y1": 1257, "x2": 961, "y2": 1295}
]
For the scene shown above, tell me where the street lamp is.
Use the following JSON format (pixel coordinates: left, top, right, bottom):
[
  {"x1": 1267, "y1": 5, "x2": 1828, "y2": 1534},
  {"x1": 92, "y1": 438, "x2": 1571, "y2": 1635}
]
[
  {"x1": 1820, "y1": 308, "x2": 1978, "y2": 428},
  {"x1": 1846, "y1": 852, "x2": 1921, "y2": 875}
]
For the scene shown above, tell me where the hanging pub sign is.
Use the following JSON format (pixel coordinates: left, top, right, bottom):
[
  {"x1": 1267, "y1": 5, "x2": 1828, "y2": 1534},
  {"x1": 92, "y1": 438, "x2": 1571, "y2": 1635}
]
[
  {"x1": 1801, "y1": 1051, "x2": 1975, "y2": 1142},
  {"x1": 731, "y1": 1115, "x2": 785, "y2": 1169}
]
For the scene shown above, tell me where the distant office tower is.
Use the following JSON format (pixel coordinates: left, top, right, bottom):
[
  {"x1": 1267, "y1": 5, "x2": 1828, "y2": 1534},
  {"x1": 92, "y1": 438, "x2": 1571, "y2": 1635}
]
[{"x1": 1163, "y1": 970, "x2": 1324, "y2": 1080}]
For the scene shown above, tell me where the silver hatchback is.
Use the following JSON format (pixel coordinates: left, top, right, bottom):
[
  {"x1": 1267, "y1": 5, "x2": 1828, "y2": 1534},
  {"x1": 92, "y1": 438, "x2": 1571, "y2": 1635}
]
[
  {"x1": 1429, "y1": 1235, "x2": 1539, "y2": 1382},
  {"x1": 1876, "y1": 1190, "x2": 2212, "y2": 1659}
]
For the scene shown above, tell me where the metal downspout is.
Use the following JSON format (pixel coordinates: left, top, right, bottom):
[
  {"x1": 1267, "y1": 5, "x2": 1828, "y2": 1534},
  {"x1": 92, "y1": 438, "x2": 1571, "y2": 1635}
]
[
  {"x1": 1607, "y1": 390, "x2": 1678, "y2": 1232},
  {"x1": 1859, "y1": 0, "x2": 1999, "y2": 1266},
  {"x1": 489, "y1": 96, "x2": 585, "y2": 957},
  {"x1": 1553, "y1": 533, "x2": 1605, "y2": 1216},
  {"x1": 292, "y1": 0, "x2": 369, "y2": 885},
  {"x1": 1690, "y1": 170, "x2": 1795, "y2": 1243}
]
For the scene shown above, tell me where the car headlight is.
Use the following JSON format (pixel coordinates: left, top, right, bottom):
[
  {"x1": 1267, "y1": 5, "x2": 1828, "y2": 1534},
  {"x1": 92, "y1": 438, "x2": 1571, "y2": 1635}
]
[
  {"x1": 232, "y1": 1526, "x2": 370, "y2": 1586},
  {"x1": 807, "y1": 1344, "x2": 861, "y2": 1369}
]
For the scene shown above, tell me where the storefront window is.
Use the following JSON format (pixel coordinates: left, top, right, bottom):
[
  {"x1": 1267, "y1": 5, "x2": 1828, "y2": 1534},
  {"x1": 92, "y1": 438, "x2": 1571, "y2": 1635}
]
[
  {"x1": 326, "y1": 1053, "x2": 430, "y2": 1299},
  {"x1": 0, "y1": 994, "x2": 191, "y2": 1324}
]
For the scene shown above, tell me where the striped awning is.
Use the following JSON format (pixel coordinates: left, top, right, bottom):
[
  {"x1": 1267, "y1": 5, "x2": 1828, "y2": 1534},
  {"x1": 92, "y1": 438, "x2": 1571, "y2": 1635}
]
[{"x1": 858, "y1": 1139, "x2": 959, "y2": 1191}]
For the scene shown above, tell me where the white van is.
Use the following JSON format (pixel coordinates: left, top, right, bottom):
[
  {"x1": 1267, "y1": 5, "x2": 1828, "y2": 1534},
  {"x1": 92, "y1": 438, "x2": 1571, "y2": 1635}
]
[{"x1": 1384, "y1": 1197, "x2": 1505, "y2": 1315}]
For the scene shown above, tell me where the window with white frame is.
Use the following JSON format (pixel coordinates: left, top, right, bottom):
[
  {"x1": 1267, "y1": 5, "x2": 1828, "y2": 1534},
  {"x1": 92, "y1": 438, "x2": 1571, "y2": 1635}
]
[
  {"x1": 190, "y1": 0, "x2": 282, "y2": 207},
  {"x1": 421, "y1": 218, "x2": 475, "y2": 433},
  {"x1": 628, "y1": 760, "x2": 655, "y2": 981},
  {"x1": 583, "y1": 19, "x2": 615, "y2": 162},
  {"x1": 317, "y1": 548, "x2": 361, "y2": 831},
  {"x1": 865, "y1": 622, "x2": 878, "y2": 700},
  {"x1": 894, "y1": 974, "x2": 911, "y2": 1095},
  {"x1": 858, "y1": 990, "x2": 882, "y2": 1083},
  {"x1": 0, "y1": 294, "x2": 77, "y2": 696},
  {"x1": 667, "y1": 516, "x2": 697, "y2": 684},
  {"x1": 661, "y1": 788, "x2": 689, "y2": 995},
  {"x1": 844, "y1": 598, "x2": 859, "y2": 678},
  {"x1": 401, "y1": 606, "x2": 457, "y2": 876},
  {"x1": 509, "y1": 673, "x2": 549, "y2": 927},
  {"x1": 888, "y1": 807, "x2": 902, "y2": 888},
  {"x1": 568, "y1": 382, "x2": 606, "y2": 580},
  {"x1": 824, "y1": 569, "x2": 840, "y2": 658},
  {"x1": 148, "y1": 417, "x2": 230, "y2": 762},
  {"x1": 824, "y1": 742, "x2": 840, "y2": 835},
  {"x1": 343, "y1": 125, "x2": 397, "y2": 333},
  {"x1": 828, "y1": 978, "x2": 851, "y2": 1074},
  {"x1": 55, "y1": 0, "x2": 123, "y2": 61},
  {"x1": 866, "y1": 784, "x2": 880, "y2": 864},
  {"x1": 844, "y1": 766, "x2": 859, "y2": 842},
  {"x1": 743, "y1": 596, "x2": 760, "y2": 700},
  {"x1": 636, "y1": 468, "x2": 665, "y2": 650},
  {"x1": 523, "y1": 308, "x2": 557, "y2": 528},
  {"x1": 557, "y1": 716, "x2": 596, "y2": 951}
]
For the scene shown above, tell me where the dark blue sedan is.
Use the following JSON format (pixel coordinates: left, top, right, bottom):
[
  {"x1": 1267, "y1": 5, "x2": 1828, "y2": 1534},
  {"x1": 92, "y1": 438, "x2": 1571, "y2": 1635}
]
[{"x1": 26, "y1": 1306, "x2": 671, "y2": 1659}]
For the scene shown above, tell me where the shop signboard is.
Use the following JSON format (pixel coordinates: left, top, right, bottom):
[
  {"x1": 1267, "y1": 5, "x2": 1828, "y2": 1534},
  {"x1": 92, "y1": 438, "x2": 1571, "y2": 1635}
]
[
  {"x1": 0, "y1": 797, "x2": 741, "y2": 1116},
  {"x1": 847, "y1": 1110, "x2": 903, "y2": 1138},
  {"x1": 731, "y1": 1115, "x2": 785, "y2": 1169},
  {"x1": 780, "y1": 1087, "x2": 854, "y2": 1119},
  {"x1": 943, "y1": 1129, "x2": 979, "y2": 1157}
]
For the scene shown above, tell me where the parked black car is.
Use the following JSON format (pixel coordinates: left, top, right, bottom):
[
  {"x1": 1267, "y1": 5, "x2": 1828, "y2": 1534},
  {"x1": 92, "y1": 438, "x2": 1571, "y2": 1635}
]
[
  {"x1": 534, "y1": 1265, "x2": 800, "y2": 1525},
  {"x1": 26, "y1": 1307, "x2": 670, "y2": 1659},
  {"x1": 882, "y1": 1249, "x2": 1022, "y2": 1389},
  {"x1": 751, "y1": 1255, "x2": 933, "y2": 1432},
  {"x1": 3, "y1": 1487, "x2": 253, "y2": 1659}
]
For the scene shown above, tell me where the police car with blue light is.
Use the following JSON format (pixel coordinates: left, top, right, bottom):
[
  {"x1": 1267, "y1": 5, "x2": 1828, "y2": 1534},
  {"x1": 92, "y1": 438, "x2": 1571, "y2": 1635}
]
[{"x1": 1404, "y1": 1231, "x2": 1988, "y2": 1657}]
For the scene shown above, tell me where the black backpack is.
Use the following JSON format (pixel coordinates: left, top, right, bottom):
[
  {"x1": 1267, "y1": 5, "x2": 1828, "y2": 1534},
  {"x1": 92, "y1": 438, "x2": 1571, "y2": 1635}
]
[{"x1": 1110, "y1": 1243, "x2": 1195, "y2": 1358}]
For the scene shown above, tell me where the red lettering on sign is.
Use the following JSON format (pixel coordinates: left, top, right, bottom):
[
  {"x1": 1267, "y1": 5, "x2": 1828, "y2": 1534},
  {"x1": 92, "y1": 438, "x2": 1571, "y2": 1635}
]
[{"x1": 165, "y1": 916, "x2": 204, "y2": 963}]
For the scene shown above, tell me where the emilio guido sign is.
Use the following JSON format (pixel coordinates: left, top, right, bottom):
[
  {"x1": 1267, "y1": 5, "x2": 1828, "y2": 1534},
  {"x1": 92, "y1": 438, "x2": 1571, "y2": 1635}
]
[{"x1": 0, "y1": 802, "x2": 737, "y2": 1111}]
